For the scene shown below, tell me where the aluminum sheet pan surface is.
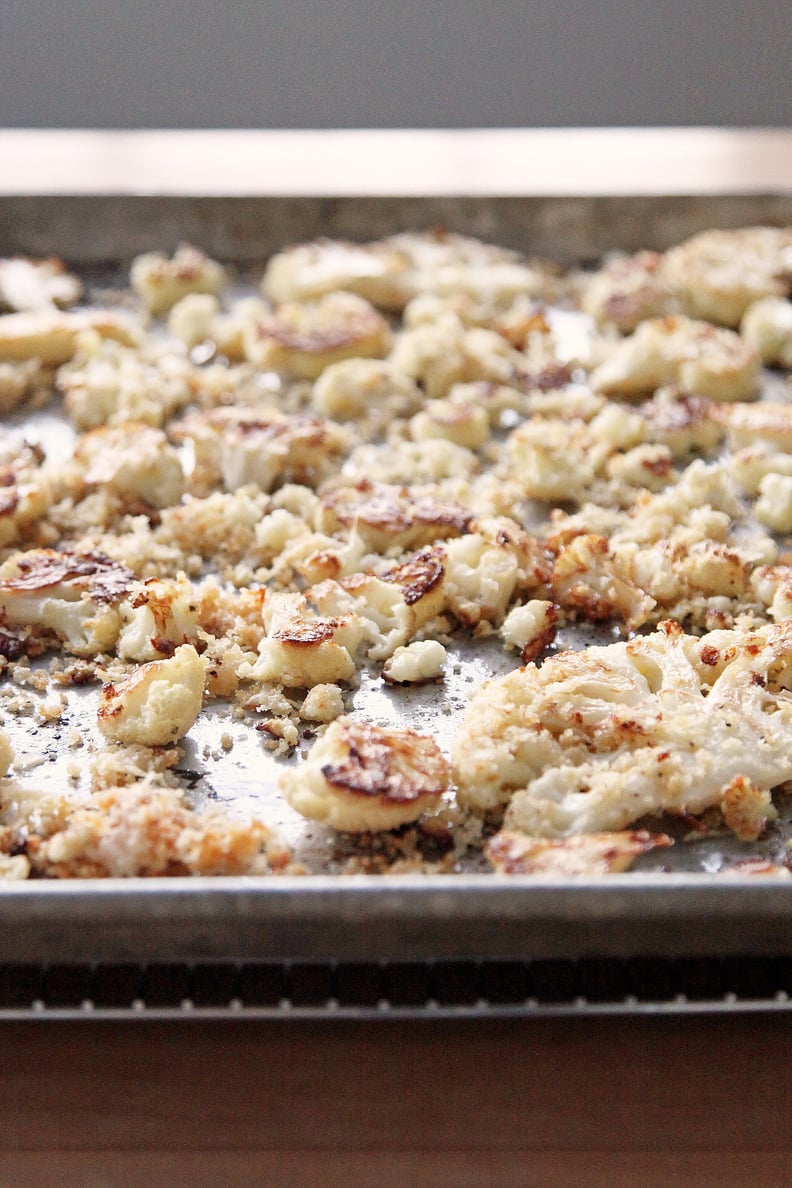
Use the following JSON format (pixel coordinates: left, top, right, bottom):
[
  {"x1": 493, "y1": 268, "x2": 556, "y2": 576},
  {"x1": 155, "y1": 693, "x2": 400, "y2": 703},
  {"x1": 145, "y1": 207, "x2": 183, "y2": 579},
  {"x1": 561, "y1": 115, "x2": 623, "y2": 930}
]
[{"x1": 3, "y1": 192, "x2": 792, "y2": 964}]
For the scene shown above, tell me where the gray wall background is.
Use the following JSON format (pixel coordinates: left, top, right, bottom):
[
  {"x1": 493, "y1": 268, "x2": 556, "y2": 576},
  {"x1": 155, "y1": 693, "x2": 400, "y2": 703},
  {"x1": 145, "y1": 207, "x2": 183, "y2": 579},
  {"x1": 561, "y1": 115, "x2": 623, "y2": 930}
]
[{"x1": 1, "y1": 1, "x2": 790, "y2": 129}]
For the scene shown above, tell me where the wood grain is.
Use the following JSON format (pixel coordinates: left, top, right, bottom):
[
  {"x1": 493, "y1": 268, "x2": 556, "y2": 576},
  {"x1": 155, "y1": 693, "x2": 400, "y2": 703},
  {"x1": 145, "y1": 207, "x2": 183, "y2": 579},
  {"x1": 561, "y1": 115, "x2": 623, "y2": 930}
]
[{"x1": 3, "y1": 1016, "x2": 792, "y2": 1186}]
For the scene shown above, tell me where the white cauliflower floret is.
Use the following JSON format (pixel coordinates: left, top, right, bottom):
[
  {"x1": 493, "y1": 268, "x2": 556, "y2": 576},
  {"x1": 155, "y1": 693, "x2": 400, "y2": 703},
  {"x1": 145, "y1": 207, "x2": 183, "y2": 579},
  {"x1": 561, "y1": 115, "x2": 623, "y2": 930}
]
[
  {"x1": 280, "y1": 716, "x2": 450, "y2": 831},
  {"x1": 130, "y1": 243, "x2": 225, "y2": 316},
  {"x1": 500, "y1": 599, "x2": 558, "y2": 663},
  {"x1": 548, "y1": 461, "x2": 777, "y2": 627},
  {"x1": 172, "y1": 407, "x2": 348, "y2": 494},
  {"x1": 117, "y1": 574, "x2": 202, "y2": 661},
  {"x1": 506, "y1": 418, "x2": 607, "y2": 502},
  {"x1": 262, "y1": 237, "x2": 413, "y2": 310},
  {"x1": 454, "y1": 620, "x2": 792, "y2": 839},
  {"x1": 0, "y1": 309, "x2": 138, "y2": 366},
  {"x1": 443, "y1": 520, "x2": 549, "y2": 626},
  {"x1": 713, "y1": 401, "x2": 792, "y2": 451},
  {"x1": 72, "y1": 423, "x2": 185, "y2": 509},
  {"x1": 0, "y1": 730, "x2": 13, "y2": 778},
  {"x1": 591, "y1": 315, "x2": 759, "y2": 401},
  {"x1": 638, "y1": 390, "x2": 723, "y2": 458},
  {"x1": 168, "y1": 293, "x2": 265, "y2": 359},
  {"x1": 741, "y1": 297, "x2": 792, "y2": 368},
  {"x1": 390, "y1": 230, "x2": 548, "y2": 306},
  {"x1": 239, "y1": 591, "x2": 363, "y2": 687},
  {"x1": 551, "y1": 534, "x2": 657, "y2": 631},
  {"x1": 312, "y1": 549, "x2": 446, "y2": 660},
  {"x1": 409, "y1": 399, "x2": 489, "y2": 449},
  {"x1": 0, "y1": 256, "x2": 82, "y2": 312},
  {"x1": 0, "y1": 359, "x2": 52, "y2": 413},
  {"x1": 755, "y1": 473, "x2": 792, "y2": 534},
  {"x1": 312, "y1": 357, "x2": 423, "y2": 423},
  {"x1": 389, "y1": 311, "x2": 521, "y2": 399},
  {"x1": 605, "y1": 443, "x2": 675, "y2": 491},
  {"x1": 729, "y1": 444, "x2": 792, "y2": 495},
  {"x1": 661, "y1": 226, "x2": 792, "y2": 327},
  {"x1": 264, "y1": 231, "x2": 547, "y2": 315},
  {"x1": 580, "y1": 250, "x2": 677, "y2": 332},
  {"x1": 244, "y1": 292, "x2": 391, "y2": 379},
  {"x1": 97, "y1": 644, "x2": 208, "y2": 746},
  {"x1": 58, "y1": 334, "x2": 193, "y2": 430},
  {"x1": 0, "y1": 549, "x2": 133, "y2": 655},
  {"x1": 382, "y1": 639, "x2": 447, "y2": 684}
]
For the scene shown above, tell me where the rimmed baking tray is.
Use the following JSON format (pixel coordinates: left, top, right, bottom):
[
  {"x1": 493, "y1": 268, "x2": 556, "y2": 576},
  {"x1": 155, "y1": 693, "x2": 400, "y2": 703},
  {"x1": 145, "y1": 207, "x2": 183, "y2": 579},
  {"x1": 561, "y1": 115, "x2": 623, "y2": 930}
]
[{"x1": 4, "y1": 175, "x2": 792, "y2": 967}]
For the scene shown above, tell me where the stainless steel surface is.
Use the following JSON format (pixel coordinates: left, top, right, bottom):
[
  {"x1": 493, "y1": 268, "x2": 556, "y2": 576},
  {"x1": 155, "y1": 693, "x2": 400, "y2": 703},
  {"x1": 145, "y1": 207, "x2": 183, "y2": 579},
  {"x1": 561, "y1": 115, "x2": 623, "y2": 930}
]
[{"x1": 3, "y1": 182, "x2": 792, "y2": 967}]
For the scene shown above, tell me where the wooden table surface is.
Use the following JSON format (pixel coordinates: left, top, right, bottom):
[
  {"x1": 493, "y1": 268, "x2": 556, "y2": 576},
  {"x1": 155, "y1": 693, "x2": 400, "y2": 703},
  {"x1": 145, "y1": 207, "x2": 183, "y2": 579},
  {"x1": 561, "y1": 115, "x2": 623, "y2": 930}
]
[{"x1": 4, "y1": 1012, "x2": 791, "y2": 1187}]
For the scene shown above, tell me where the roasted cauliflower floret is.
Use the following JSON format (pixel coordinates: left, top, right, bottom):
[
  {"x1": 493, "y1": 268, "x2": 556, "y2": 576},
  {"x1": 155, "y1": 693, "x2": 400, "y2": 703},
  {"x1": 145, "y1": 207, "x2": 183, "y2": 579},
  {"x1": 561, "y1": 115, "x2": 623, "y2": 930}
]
[
  {"x1": 262, "y1": 237, "x2": 412, "y2": 310},
  {"x1": 0, "y1": 256, "x2": 82, "y2": 313},
  {"x1": 487, "y1": 829, "x2": 670, "y2": 876},
  {"x1": 661, "y1": 226, "x2": 792, "y2": 327},
  {"x1": 454, "y1": 620, "x2": 792, "y2": 839},
  {"x1": 0, "y1": 435, "x2": 50, "y2": 548},
  {"x1": 741, "y1": 297, "x2": 792, "y2": 368},
  {"x1": 280, "y1": 716, "x2": 450, "y2": 831},
  {"x1": 551, "y1": 534, "x2": 657, "y2": 631},
  {"x1": 263, "y1": 231, "x2": 548, "y2": 315},
  {"x1": 500, "y1": 599, "x2": 558, "y2": 663},
  {"x1": 580, "y1": 250, "x2": 678, "y2": 332},
  {"x1": 389, "y1": 312, "x2": 521, "y2": 399},
  {"x1": 409, "y1": 398, "x2": 489, "y2": 449},
  {"x1": 0, "y1": 730, "x2": 13, "y2": 778},
  {"x1": 0, "y1": 358, "x2": 53, "y2": 413},
  {"x1": 755, "y1": 473, "x2": 792, "y2": 534},
  {"x1": 312, "y1": 551, "x2": 445, "y2": 661},
  {"x1": 244, "y1": 292, "x2": 391, "y2": 379},
  {"x1": 0, "y1": 309, "x2": 138, "y2": 367},
  {"x1": 591, "y1": 315, "x2": 759, "y2": 402},
  {"x1": 239, "y1": 591, "x2": 363, "y2": 687},
  {"x1": 117, "y1": 574, "x2": 202, "y2": 661},
  {"x1": 97, "y1": 643, "x2": 207, "y2": 746},
  {"x1": 172, "y1": 406, "x2": 348, "y2": 494},
  {"x1": 0, "y1": 549, "x2": 133, "y2": 655},
  {"x1": 320, "y1": 480, "x2": 472, "y2": 552},
  {"x1": 312, "y1": 357, "x2": 423, "y2": 425},
  {"x1": 72, "y1": 423, "x2": 185, "y2": 510},
  {"x1": 130, "y1": 243, "x2": 225, "y2": 316},
  {"x1": 713, "y1": 400, "x2": 792, "y2": 452},
  {"x1": 443, "y1": 520, "x2": 549, "y2": 626}
]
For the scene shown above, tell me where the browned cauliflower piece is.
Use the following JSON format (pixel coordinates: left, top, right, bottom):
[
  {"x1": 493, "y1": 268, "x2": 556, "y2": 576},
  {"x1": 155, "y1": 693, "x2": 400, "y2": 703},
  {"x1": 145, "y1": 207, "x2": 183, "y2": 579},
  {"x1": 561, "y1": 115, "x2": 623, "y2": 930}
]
[{"x1": 280, "y1": 716, "x2": 449, "y2": 831}]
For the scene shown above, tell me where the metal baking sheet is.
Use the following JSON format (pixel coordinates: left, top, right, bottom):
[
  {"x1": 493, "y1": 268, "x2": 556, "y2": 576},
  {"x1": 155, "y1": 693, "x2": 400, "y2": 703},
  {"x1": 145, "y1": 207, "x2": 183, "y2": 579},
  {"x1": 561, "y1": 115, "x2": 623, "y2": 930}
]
[{"x1": 3, "y1": 191, "x2": 792, "y2": 965}]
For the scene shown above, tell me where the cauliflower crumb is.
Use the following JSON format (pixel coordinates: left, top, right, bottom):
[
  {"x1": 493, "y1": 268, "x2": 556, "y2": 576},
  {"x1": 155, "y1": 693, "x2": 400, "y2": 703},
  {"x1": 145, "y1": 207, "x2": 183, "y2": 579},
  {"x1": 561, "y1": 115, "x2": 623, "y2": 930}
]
[
  {"x1": 300, "y1": 683, "x2": 345, "y2": 722},
  {"x1": 382, "y1": 639, "x2": 447, "y2": 684}
]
